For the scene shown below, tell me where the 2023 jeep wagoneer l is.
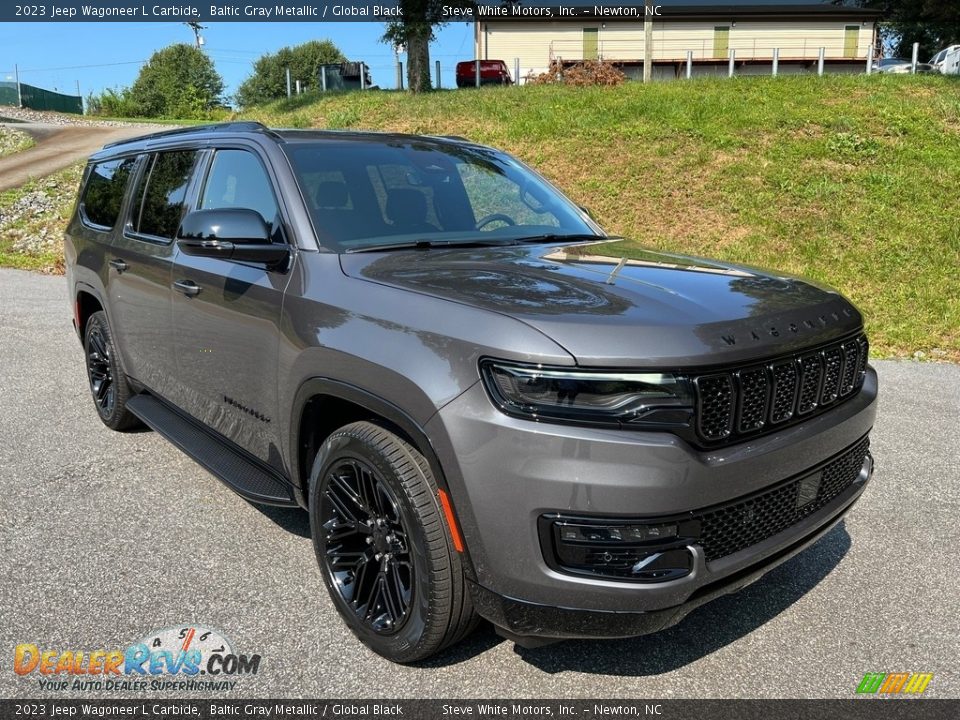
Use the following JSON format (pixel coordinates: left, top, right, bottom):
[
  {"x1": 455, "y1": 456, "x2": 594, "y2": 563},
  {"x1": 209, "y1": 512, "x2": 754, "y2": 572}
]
[{"x1": 65, "y1": 122, "x2": 876, "y2": 662}]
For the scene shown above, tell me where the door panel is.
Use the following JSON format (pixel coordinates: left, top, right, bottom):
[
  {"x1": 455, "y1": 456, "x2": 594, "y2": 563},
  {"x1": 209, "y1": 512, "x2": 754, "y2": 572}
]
[
  {"x1": 170, "y1": 254, "x2": 291, "y2": 467},
  {"x1": 107, "y1": 234, "x2": 176, "y2": 395},
  {"x1": 170, "y1": 148, "x2": 290, "y2": 469},
  {"x1": 107, "y1": 151, "x2": 199, "y2": 399}
]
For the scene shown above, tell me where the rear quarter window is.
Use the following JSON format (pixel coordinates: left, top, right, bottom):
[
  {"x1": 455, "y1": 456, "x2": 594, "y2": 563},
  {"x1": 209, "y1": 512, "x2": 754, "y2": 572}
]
[{"x1": 80, "y1": 157, "x2": 137, "y2": 229}]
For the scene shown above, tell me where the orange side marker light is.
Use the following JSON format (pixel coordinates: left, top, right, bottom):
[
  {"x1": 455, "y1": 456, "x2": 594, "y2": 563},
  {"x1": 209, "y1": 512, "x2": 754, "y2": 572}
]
[{"x1": 437, "y1": 489, "x2": 465, "y2": 553}]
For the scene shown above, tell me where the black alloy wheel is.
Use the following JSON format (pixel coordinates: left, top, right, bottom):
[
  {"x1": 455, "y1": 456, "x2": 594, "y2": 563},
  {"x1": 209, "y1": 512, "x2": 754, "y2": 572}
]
[
  {"x1": 309, "y1": 421, "x2": 477, "y2": 662},
  {"x1": 83, "y1": 311, "x2": 140, "y2": 431},
  {"x1": 86, "y1": 323, "x2": 116, "y2": 416},
  {"x1": 319, "y1": 458, "x2": 413, "y2": 634}
]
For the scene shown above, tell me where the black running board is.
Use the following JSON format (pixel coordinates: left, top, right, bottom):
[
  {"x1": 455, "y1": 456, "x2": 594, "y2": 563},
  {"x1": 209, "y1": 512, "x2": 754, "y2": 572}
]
[{"x1": 127, "y1": 394, "x2": 297, "y2": 506}]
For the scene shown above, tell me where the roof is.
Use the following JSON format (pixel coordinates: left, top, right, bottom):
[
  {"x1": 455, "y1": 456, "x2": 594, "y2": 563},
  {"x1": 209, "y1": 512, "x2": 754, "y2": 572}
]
[{"x1": 92, "y1": 122, "x2": 478, "y2": 160}]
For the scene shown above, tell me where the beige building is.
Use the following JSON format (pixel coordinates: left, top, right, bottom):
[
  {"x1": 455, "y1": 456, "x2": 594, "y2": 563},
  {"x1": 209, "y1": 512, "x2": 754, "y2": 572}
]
[{"x1": 474, "y1": 4, "x2": 882, "y2": 82}]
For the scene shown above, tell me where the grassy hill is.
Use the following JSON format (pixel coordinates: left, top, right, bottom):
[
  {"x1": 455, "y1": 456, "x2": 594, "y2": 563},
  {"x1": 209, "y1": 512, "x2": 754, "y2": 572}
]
[{"x1": 241, "y1": 74, "x2": 960, "y2": 361}]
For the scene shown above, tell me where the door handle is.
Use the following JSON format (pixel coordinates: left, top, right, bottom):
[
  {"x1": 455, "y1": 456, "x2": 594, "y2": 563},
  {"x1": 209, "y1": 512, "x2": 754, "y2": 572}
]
[
  {"x1": 108, "y1": 258, "x2": 127, "y2": 273},
  {"x1": 173, "y1": 279, "x2": 201, "y2": 297}
]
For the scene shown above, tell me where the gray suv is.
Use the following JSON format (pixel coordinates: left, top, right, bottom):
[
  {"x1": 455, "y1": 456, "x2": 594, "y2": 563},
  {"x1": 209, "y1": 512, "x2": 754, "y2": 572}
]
[{"x1": 65, "y1": 122, "x2": 877, "y2": 662}]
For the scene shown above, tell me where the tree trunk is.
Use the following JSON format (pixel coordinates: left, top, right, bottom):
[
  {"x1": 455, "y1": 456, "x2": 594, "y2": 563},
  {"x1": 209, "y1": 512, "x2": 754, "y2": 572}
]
[{"x1": 406, "y1": 30, "x2": 432, "y2": 93}]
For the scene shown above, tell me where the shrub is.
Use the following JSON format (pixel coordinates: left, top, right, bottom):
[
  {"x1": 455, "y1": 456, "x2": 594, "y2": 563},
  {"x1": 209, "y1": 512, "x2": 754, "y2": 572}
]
[{"x1": 527, "y1": 59, "x2": 627, "y2": 87}]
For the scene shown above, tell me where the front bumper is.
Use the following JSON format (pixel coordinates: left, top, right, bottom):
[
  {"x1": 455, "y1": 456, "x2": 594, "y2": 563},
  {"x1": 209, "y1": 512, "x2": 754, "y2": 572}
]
[
  {"x1": 472, "y1": 452, "x2": 871, "y2": 640},
  {"x1": 426, "y1": 366, "x2": 878, "y2": 637}
]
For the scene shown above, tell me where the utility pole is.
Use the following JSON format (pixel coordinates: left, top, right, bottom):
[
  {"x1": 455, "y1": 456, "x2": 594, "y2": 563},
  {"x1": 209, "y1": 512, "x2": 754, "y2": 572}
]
[
  {"x1": 184, "y1": 22, "x2": 206, "y2": 49},
  {"x1": 643, "y1": 0, "x2": 654, "y2": 83}
]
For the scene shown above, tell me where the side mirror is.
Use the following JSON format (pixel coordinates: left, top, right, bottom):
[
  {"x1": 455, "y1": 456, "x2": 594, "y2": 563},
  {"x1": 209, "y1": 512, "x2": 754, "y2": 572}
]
[
  {"x1": 177, "y1": 208, "x2": 289, "y2": 266},
  {"x1": 579, "y1": 205, "x2": 596, "y2": 221}
]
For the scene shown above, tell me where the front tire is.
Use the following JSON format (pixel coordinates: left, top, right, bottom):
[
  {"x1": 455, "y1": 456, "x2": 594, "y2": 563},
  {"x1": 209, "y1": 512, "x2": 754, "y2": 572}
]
[
  {"x1": 83, "y1": 311, "x2": 140, "y2": 431},
  {"x1": 309, "y1": 421, "x2": 477, "y2": 662}
]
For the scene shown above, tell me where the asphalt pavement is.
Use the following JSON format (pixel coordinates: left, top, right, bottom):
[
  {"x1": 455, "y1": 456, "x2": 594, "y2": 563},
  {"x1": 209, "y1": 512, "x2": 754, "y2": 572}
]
[{"x1": 0, "y1": 267, "x2": 957, "y2": 699}]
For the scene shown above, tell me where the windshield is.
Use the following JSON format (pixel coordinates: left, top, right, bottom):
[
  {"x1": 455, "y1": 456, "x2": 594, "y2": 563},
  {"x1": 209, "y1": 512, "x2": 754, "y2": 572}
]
[{"x1": 283, "y1": 139, "x2": 599, "y2": 252}]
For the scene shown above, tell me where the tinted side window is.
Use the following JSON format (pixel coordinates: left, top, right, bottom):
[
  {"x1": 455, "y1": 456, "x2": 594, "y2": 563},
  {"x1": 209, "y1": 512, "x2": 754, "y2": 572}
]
[
  {"x1": 80, "y1": 158, "x2": 137, "y2": 229},
  {"x1": 199, "y1": 149, "x2": 278, "y2": 224},
  {"x1": 136, "y1": 150, "x2": 199, "y2": 240}
]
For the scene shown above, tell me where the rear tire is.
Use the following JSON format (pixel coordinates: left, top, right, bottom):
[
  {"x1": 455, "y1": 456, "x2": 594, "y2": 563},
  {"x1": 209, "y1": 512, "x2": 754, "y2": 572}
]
[
  {"x1": 83, "y1": 311, "x2": 140, "y2": 431},
  {"x1": 309, "y1": 421, "x2": 477, "y2": 662}
]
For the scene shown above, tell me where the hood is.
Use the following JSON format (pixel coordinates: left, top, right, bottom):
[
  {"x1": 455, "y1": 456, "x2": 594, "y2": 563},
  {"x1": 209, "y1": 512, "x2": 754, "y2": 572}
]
[{"x1": 339, "y1": 241, "x2": 863, "y2": 367}]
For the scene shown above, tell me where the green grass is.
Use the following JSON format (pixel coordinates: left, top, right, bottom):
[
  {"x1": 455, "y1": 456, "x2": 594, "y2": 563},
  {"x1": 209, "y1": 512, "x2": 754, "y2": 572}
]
[
  {"x1": 239, "y1": 75, "x2": 960, "y2": 361},
  {"x1": 0, "y1": 162, "x2": 83, "y2": 273},
  {"x1": 0, "y1": 125, "x2": 35, "y2": 157},
  {"x1": 1, "y1": 75, "x2": 957, "y2": 360}
]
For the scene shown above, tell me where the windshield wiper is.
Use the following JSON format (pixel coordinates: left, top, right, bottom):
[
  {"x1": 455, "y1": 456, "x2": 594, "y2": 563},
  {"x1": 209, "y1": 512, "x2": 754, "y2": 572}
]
[
  {"x1": 346, "y1": 234, "x2": 612, "y2": 253},
  {"x1": 506, "y1": 233, "x2": 611, "y2": 245},
  {"x1": 347, "y1": 238, "x2": 516, "y2": 253}
]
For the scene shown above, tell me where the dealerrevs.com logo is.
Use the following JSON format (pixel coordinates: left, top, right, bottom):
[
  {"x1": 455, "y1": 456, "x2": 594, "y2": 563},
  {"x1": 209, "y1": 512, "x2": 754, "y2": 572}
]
[
  {"x1": 13, "y1": 625, "x2": 261, "y2": 692},
  {"x1": 856, "y1": 672, "x2": 934, "y2": 697}
]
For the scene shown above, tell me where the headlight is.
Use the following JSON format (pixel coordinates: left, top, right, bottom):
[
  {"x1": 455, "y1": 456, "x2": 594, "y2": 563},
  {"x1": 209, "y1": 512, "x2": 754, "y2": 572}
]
[{"x1": 479, "y1": 360, "x2": 694, "y2": 426}]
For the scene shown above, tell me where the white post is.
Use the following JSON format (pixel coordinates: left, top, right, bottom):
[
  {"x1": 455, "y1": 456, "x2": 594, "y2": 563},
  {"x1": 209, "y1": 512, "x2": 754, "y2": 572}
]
[
  {"x1": 475, "y1": 59, "x2": 481, "y2": 88},
  {"x1": 286, "y1": 67, "x2": 291, "y2": 98},
  {"x1": 728, "y1": 48, "x2": 735, "y2": 77},
  {"x1": 295, "y1": 79, "x2": 301, "y2": 95},
  {"x1": 818, "y1": 47, "x2": 825, "y2": 76},
  {"x1": 436, "y1": 60, "x2": 441, "y2": 89},
  {"x1": 321, "y1": 67, "x2": 327, "y2": 92},
  {"x1": 866, "y1": 46, "x2": 873, "y2": 75},
  {"x1": 643, "y1": 0, "x2": 653, "y2": 83},
  {"x1": 686, "y1": 50, "x2": 693, "y2": 79},
  {"x1": 514, "y1": 57, "x2": 520, "y2": 85},
  {"x1": 14, "y1": 63, "x2": 22, "y2": 107},
  {"x1": 772, "y1": 47, "x2": 779, "y2": 77},
  {"x1": 360, "y1": 63, "x2": 367, "y2": 90},
  {"x1": 911, "y1": 42, "x2": 919, "y2": 73},
  {"x1": 396, "y1": 61, "x2": 403, "y2": 90}
]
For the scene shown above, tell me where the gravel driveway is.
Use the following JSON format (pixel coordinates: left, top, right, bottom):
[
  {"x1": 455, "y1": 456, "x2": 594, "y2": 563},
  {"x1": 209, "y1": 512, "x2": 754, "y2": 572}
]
[
  {"x1": 0, "y1": 267, "x2": 956, "y2": 699},
  {"x1": 0, "y1": 121, "x2": 155, "y2": 191}
]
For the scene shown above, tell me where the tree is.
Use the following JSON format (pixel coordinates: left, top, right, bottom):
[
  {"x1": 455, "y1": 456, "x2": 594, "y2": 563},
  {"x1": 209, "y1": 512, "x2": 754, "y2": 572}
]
[
  {"x1": 128, "y1": 44, "x2": 224, "y2": 118},
  {"x1": 236, "y1": 40, "x2": 346, "y2": 107},
  {"x1": 383, "y1": 1, "x2": 471, "y2": 93},
  {"x1": 837, "y1": 1, "x2": 960, "y2": 57}
]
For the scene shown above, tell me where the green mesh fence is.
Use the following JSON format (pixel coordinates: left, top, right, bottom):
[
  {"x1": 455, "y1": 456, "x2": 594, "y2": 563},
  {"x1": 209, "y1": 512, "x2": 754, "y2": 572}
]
[{"x1": 0, "y1": 81, "x2": 83, "y2": 114}]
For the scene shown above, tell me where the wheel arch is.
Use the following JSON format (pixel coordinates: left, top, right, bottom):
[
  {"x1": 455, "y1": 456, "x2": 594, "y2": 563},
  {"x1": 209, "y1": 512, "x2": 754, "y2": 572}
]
[
  {"x1": 74, "y1": 284, "x2": 106, "y2": 340},
  {"x1": 290, "y1": 378, "x2": 453, "y2": 506},
  {"x1": 291, "y1": 378, "x2": 476, "y2": 582}
]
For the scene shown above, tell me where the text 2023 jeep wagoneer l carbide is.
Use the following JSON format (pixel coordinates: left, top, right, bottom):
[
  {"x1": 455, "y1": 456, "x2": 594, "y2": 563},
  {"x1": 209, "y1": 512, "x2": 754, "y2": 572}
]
[{"x1": 65, "y1": 122, "x2": 876, "y2": 662}]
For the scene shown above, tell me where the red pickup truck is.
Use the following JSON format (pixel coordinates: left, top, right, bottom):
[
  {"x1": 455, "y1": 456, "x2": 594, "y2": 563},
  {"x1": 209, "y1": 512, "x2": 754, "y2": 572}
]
[{"x1": 456, "y1": 59, "x2": 513, "y2": 87}]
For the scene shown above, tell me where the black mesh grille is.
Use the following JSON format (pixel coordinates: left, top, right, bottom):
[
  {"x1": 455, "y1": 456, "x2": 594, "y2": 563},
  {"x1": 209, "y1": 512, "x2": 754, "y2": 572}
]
[
  {"x1": 695, "y1": 375, "x2": 733, "y2": 440},
  {"x1": 820, "y1": 347, "x2": 843, "y2": 404},
  {"x1": 736, "y1": 368, "x2": 768, "y2": 433},
  {"x1": 698, "y1": 436, "x2": 870, "y2": 562},
  {"x1": 769, "y1": 361, "x2": 799, "y2": 424},
  {"x1": 839, "y1": 341, "x2": 860, "y2": 396},
  {"x1": 693, "y1": 334, "x2": 867, "y2": 445},
  {"x1": 797, "y1": 354, "x2": 823, "y2": 415}
]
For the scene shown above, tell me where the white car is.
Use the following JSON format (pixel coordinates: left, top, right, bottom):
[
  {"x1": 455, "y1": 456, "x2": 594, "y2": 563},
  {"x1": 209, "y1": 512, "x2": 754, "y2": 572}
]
[{"x1": 930, "y1": 45, "x2": 960, "y2": 74}]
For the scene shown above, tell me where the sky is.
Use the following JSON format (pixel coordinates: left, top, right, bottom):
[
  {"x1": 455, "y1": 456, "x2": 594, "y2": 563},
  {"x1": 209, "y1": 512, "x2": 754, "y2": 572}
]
[
  {"x1": 0, "y1": 21, "x2": 477, "y2": 100},
  {"x1": 0, "y1": 2, "x2": 841, "y2": 102}
]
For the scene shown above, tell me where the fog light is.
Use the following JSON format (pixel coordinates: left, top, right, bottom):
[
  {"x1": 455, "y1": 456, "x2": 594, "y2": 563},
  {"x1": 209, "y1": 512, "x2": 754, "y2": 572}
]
[{"x1": 544, "y1": 516, "x2": 699, "y2": 582}]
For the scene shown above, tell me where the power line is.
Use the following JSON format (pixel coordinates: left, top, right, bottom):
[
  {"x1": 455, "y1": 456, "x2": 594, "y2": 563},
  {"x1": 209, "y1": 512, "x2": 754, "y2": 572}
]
[{"x1": 17, "y1": 60, "x2": 147, "y2": 73}]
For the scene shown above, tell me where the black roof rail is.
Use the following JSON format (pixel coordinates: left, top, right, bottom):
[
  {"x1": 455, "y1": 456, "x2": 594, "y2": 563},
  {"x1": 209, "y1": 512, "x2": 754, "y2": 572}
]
[{"x1": 102, "y1": 121, "x2": 271, "y2": 149}]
